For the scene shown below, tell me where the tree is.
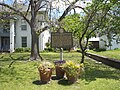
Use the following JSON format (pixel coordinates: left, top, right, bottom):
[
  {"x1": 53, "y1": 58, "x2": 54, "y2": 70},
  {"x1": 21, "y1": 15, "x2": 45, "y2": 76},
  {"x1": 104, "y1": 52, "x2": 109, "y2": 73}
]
[
  {"x1": 61, "y1": 14, "x2": 83, "y2": 47},
  {"x1": 0, "y1": 0, "x2": 49, "y2": 60},
  {"x1": 99, "y1": 2, "x2": 120, "y2": 49},
  {"x1": 61, "y1": 0, "x2": 119, "y2": 63},
  {"x1": 0, "y1": 0, "x2": 80, "y2": 60}
]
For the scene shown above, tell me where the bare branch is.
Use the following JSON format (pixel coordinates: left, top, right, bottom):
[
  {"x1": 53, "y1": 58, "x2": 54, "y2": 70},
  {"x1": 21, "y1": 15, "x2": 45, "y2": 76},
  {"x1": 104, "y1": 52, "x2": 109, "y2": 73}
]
[
  {"x1": 58, "y1": 0, "x2": 79, "y2": 22},
  {"x1": 25, "y1": 3, "x2": 31, "y2": 17},
  {"x1": 0, "y1": 3, "x2": 30, "y2": 25},
  {"x1": 36, "y1": 3, "x2": 47, "y2": 12},
  {"x1": 74, "y1": 6, "x2": 88, "y2": 14},
  {"x1": 35, "y1": 0, "x2": 42, "y2": 12}
]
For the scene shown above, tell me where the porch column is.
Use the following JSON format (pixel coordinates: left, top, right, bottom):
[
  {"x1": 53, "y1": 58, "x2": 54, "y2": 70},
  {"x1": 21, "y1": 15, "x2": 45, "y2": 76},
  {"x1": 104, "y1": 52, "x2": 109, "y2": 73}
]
[{"x1": 10, "y1": 20, "x2": 15, "y2": 53}]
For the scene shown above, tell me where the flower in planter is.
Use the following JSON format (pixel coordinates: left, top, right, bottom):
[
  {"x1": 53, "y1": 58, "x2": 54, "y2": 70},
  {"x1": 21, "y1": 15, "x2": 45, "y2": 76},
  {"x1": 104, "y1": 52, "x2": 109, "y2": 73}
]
[
  {"x1": 38, "y1": 61, "x2": 55, "y2": 71},
  {"x1": 63, "y1": 61, "x2": 84, "y2": 83},
  {"x1": 63, "y1": 61, "x2": 81, "y2": 77},
  {"x1": 38, "y1": 61, "x2": 55, "y2": 83}
]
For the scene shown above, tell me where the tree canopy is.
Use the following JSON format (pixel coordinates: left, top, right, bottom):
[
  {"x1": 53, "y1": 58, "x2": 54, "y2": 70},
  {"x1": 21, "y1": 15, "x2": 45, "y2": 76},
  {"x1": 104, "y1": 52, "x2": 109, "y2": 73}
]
[{"x1": 61, "y1": 0, "x2": 119, "y2": 63}]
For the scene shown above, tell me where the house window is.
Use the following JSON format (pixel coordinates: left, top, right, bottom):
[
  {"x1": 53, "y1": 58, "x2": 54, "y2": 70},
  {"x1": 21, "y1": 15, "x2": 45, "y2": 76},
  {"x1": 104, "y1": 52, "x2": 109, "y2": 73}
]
[
  {"x1": 21, "y1": 37, "x2": 27, "y2": 47},
  {"x1": 21, "y1": 25, "x2": 27, "y2": 30},
  {"x1": 21, "y1": 19, "x2": 27, "y2": 30}
]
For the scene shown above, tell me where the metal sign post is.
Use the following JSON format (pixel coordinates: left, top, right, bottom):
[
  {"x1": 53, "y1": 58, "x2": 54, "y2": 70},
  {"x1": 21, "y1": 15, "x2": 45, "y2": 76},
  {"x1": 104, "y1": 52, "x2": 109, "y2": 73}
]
[{"x1": 60, "y1": 48, "x2": 63, "y2": 60}]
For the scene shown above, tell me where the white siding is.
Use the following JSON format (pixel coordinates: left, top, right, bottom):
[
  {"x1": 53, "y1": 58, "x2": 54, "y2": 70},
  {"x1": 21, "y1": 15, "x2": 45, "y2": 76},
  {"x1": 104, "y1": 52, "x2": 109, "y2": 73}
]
[
  {"x1": 99, "y1": 35, "x2": 107, "y2": 49},
  {"x1": 39, "y1": 30, "x2": 50, "y2": 51},
  {"x1": 106, "y1": 36, "x2": 120, "y2": 50},
  {"x1": 99, "y1": 35, "x2": 120, "y2": 50},
  {"x1": 14, "y1": 15, "x2": 50, "y2": 51},
  {"x1": 15, "y1": 16, "x2": 31, "y2": 48}
]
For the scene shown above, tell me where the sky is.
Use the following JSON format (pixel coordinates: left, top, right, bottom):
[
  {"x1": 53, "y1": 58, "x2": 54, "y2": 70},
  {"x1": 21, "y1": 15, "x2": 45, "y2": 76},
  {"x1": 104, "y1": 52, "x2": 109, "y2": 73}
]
[
  {"x1": 0, "y1": 0, "x2": 26, "y2": 4},
  {"x1": 0, "y1": 0, "x2": 91, "y2": 19}
]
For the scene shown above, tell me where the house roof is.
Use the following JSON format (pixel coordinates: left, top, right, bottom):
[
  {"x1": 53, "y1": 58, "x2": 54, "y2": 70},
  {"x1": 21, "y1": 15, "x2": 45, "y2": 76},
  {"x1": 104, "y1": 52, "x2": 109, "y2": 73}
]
[{"x1": 89, "y1": 37, "x2": 100, "y2": 41}]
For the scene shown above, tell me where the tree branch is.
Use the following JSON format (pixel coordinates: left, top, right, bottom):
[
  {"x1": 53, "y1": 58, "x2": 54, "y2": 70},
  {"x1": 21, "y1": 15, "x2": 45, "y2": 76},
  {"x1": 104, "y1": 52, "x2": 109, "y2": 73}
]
[
  {"x1": 35, "y1": 0, "x2": 42, "y2": 12},
  {"x1": 25, "y1": 3, "x2": 31, "y2": 17},
  {"x1": 0, "y1": 3, "x2": 30, "y2": 25},
  {"x1": 83, "y1": 3, "x2": 112, "y2": 51},
  {"x1": 36, "y1": 3, "x2": 47, "y2": 12},
  {"x1": 58, "y1": 0, "x2": 79, "y2": 22}
]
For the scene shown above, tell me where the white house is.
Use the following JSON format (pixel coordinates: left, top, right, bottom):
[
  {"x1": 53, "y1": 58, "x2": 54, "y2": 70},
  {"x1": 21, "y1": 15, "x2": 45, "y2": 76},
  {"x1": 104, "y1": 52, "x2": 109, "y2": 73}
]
[
  {"x1": 89, "y1": 35, "x2": 120, "y2": 50},
  {"x1": 0, "y1": 11, "x2": 50, "y2": 53}
]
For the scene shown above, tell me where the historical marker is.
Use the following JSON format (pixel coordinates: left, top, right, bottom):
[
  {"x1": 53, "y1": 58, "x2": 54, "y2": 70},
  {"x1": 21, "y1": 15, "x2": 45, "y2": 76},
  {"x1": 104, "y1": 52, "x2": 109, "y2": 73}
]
[{"x1": 51, "y1": 29, "x2": 73, "y2": 49}]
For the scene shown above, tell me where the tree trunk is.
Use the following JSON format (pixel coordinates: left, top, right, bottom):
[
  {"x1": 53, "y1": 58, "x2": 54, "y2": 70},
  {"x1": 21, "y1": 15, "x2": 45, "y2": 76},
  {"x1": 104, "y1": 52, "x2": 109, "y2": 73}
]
[
  {"x1": 79, "y1": 38, "x2": 85, "y2": 63},
  {"x1": 81, "y1": 51, "x2": 85, "y2": 63},
  {"x1": 30, "y1": 29, "x2": 43, "y2": 60},
  {"x1": 29, "y1": 0, "x2": 43, "y2": 60}
]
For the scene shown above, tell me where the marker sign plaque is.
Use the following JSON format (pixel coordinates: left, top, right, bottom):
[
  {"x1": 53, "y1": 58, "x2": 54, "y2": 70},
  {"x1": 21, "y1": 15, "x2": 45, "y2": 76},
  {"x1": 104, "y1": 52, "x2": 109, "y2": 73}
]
[{"x1": 51, "y1": 32, "x2": 73, "y2": 49}]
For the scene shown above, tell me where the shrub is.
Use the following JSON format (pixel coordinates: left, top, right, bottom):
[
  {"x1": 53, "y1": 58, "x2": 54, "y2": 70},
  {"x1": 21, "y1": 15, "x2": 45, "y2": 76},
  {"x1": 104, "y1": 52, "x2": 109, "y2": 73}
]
[
  {"x1": 94, "y1": 48, "x2": 106, "y2": 52},
  {"x1": 44, "y1": 47, "x2": 55, "y2": 52},
  {"x1": 15, "y1": 48, "x2": 31, "y2": 52},
  {"x1": 45, "y1": 42, "x2": 50, "y2": 48},
  {"x1": 15, "y1": 48, "x2": 24, "y2": 52},
  {"x1": 114, "y1": 48, "x2": 120, "y2": 50},
  {"x1": 24, "y1": 48, "x2": 31, "y2": 52}
]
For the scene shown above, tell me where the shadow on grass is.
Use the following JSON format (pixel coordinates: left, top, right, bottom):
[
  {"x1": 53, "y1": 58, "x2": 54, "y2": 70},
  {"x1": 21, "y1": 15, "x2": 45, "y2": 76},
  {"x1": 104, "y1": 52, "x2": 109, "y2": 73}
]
[
  {"x1": 58, "y1": 79, "x2": 73, "y2": 85},
  {"x1": 51, "y1": 76, "x2": 66, "y2": 80},
  {"x1": 32, "y1": 80, "x2": 49, "y2": 85},
  {"x1": 51, "y1": 76, "x2": 60, "y2": 80},
  {"x1": 80, "y1": 59, "x2": 120, "y2": 84},
  {"x1": 0, "y1": 54, "x2": 30, "y2": 62},
  {"x1": 51, "y1": 76, "x2": 74, "y2": 85}
]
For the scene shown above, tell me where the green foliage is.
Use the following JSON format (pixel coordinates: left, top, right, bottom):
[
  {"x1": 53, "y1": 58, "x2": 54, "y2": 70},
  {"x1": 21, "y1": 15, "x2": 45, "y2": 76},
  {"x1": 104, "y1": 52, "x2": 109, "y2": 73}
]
[
  {"x1": 0, "y1": 52, "x2": 120, "y2": 90},
  {"x1": 99, "y1": 1, "x2": 120, "y2": 47},
  {"x1": 93, "y1": 48, "x2": 106, "y2": 52},
  {"x1": 44, "y1": 42, "x2": 56, "y2": 52},
  {"x1": 15, "y1": 48, "x2": 31, "y2": 52},
  {"x1": 114, "y1": 48, "x2": 120, "y2": 50},
  {"x1": 44, "y1": 47, "x2": 55, "y2": 52},
  {"x1": 62, "y1": 0, "x2": 119, "y2": 63},
  {"x1": 63, "y1": 61, "x2": 84, "y2": 77},
  {"x1": 24, "y1": 47, "x2": 31, "y2": 52},
  {"x1": 45, "y1": 42, "x2": 50, "y2": 48},
  {"x1": 15, "y1": 48, "x2": 24, "y2": 52},
  {"x1": 61, "y1": 14, "x2": 84, "y2": 38},
  {"x1": 0, "y1": 12, "x2": 15, "y2": 31}
]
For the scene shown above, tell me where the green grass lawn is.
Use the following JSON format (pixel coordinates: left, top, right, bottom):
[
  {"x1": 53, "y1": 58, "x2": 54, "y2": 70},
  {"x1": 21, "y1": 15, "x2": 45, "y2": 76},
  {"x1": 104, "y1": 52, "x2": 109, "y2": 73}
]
[
  {"x1": 87, "y1": 49, "x2": 120, "y2": 60},
  {"x1": 0, "y1": 52, "x2": 120, "y2": 90}
]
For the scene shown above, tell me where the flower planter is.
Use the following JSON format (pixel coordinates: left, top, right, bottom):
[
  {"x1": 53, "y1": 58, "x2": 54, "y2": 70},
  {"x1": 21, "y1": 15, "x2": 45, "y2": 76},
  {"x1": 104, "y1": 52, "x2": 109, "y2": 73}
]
[
  {"x1": 38, "y1": 61, "x2": 54, "y2": 83},
  {"x1": 55, "y1": 66, "x2": 65, "y2": 79},
  {"x1": 63, "y1": 61, "x2": 84, "y2": 84},
  {"x1": 54, "y1": 60, "x2": 66, "y2": 79},
  {"x1": 66, "y1": 73, "x2": 78, "y2": 84},
  {"x1": 38, "y1": 68, "x2": 52, "y2": 83}
]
